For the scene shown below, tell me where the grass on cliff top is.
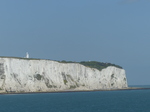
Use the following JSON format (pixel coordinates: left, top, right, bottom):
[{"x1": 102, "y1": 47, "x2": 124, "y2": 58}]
[
  {"x1": 58, "y1": 60, "x2": 122, "y2": 71},
  {"x1": 0, "y1": 56, "x2": 122, "y2": 71}
]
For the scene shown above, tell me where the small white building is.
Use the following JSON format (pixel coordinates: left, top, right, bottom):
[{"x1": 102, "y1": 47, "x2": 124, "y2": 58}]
[{"x1": 25, "y1": 52, "x2": 29, "y2": 58}]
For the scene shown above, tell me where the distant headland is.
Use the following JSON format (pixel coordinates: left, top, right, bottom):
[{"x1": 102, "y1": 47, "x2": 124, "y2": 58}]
[{"x1": 0, "y1": 56, "x2": 128, "y2": 94}]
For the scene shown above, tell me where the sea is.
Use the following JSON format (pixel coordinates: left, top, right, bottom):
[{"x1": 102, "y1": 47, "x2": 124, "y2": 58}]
[{"x1": 0, "y1": 85, "x2": 150, "y2": 112}]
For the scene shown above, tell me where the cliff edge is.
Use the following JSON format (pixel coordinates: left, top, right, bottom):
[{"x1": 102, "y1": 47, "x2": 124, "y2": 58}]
[{"x1": 0, "y1": 57, "x2": 128, "y2": 93}]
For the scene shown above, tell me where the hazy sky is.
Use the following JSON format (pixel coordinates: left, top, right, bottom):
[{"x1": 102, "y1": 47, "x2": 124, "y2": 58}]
[{"x1": 0, "y1": 0, "x2": 150, "y2": 85}]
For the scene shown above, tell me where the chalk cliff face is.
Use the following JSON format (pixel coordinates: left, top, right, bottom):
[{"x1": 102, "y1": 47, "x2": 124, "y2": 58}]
[{"x1": 0, "y1": 57, "x2": 128, "y2": 92}]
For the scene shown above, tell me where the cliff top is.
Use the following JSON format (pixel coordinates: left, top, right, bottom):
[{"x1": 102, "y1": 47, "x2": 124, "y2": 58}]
[{"x1": 0, "y1": 56, "x2": 122, "y2": 71}]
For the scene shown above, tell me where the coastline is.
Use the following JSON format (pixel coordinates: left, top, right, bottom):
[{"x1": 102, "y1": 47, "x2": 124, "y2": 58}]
[{"x1": 0, "y1": 87, "x2": 150, "y2": 95}]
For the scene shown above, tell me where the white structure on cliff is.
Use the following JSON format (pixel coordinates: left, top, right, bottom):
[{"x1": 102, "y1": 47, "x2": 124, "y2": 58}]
[{"x1": 25, "y1": 52, "x2": 29, "y2": 58}]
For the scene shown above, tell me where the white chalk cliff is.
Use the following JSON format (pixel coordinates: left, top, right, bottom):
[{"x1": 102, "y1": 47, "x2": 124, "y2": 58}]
[{"x1": 0, "y1": 57, "x2": 128, "y2": 93}]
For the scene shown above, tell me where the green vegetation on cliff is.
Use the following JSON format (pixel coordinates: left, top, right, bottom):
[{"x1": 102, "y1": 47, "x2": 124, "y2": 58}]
[
  {"x1": 79, "y1": 61, "x2": 122, "y2": 70},
  {"x1": 59, "y1": 60, "x2": 122, "y2": 71}
]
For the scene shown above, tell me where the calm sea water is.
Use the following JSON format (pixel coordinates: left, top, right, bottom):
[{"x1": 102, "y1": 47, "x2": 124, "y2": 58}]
[{"x1": 0, "y1": 87, "x2": 150, "y2": 112}]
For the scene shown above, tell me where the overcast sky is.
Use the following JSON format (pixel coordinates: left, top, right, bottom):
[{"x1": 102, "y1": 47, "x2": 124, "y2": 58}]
[{"x1": 0, "y1": 0, "x2": 150, "y2": 85}]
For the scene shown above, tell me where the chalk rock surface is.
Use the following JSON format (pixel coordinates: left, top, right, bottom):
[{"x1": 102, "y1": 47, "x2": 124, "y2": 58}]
[{"x1": 0, "y1": 57, "x2": 128, "y2": 92}]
